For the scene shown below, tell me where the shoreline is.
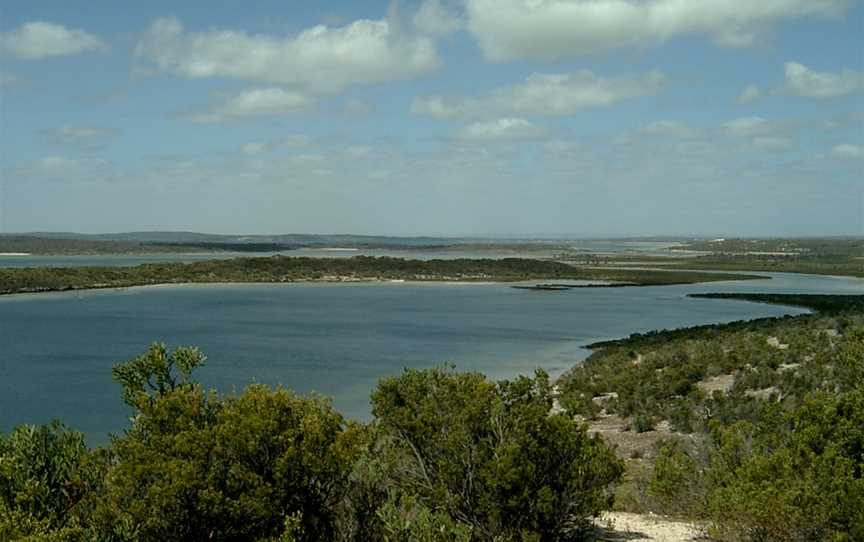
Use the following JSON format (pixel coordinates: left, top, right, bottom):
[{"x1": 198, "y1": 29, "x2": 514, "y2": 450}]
[{"x1": 0, "y1": 277, "x2": 631, "y2": 299}]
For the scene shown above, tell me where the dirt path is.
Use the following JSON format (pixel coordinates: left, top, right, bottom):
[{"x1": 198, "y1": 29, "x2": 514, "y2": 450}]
[{"x1": 595, "y1": 512, "x2": 704, "y2": 541}]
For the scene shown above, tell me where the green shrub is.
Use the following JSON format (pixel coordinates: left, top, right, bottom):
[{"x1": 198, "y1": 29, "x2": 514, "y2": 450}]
[
  {"x1": 707, "y1": 388, "x2": 864, "y2": 541},
  {"x1": 0, "y1": 421, "x2": 101, "y2": 540},
  {"x1": 371, "y1": 367, "x2": 623, "y2": 541},
  {"x1": 87, "y1": 344, "x2": 367, "y2": 542},
  {"x1": 648, "y1": 440, "x2": 705, "y2": 517}
]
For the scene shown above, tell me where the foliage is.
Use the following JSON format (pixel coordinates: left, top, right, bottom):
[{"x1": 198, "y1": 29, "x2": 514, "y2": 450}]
[
  {"x1": 375, "y1": 495, "x2": 474, "y2": 542},
  {"x1": 0, "y1": 421, "x2": 100, "y2": 541},
  {"x1": 91, "y1": 373, "x2": 365, "y2": 541},
  {"x1": 0, "y1": 346, "x2": 626, "y2": 541},
  {"x1": 706, "y1": 388, "x2": 864, "y2": 541},
  {"x1": 0, "y1": 255, "x2": 762, "y2": 295},
  {"x1": 557, "y1": 294, "x2": 864, "y2": 539},
  {"x1": 371, "y1": 366, "x2": 623, "y2": 541},
  {"x1": 647, "y1": 439, "x2": 705, "y2": 517},
  {"x1": 688, "y1": 293, "x2": 864, "y2": 315},
  {"x1": 111, "y1": 342, "x2": 206, "y2": 407},
  {"x1": 560, "y1": 298, "x2": 864, "y2": 433}
]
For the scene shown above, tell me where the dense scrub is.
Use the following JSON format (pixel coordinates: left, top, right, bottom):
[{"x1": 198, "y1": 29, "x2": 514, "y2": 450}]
[
  {"x1": 0, "y1": 255, "x2": 761, "y2": 295},
  {"x1": 561, "y1": 294, "x2": 863, "y2": 432},
  {"x1": 561, "y1": 237, "x2": 864, "y2": 278},
  {"x1": 0, "y1": 345, "x2": 622, "y2": 541},
  {"x1": 0, "y1": 235, "x2": 209, "y2": 255},
  {"x1": 559, "y1": 294, "x2": 864, "y2": 540}
]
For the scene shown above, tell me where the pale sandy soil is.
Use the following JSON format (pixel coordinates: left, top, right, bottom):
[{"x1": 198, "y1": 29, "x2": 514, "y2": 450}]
[
  {"x1": 696, "y1": 374, "x2": 735, "y2": 394},
  {"x1": 595, "y1": 512, "x2": 705, "y2": 541}
]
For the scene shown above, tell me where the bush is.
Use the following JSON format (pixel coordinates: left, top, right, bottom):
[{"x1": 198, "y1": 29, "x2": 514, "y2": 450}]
[
  {"x1": 0, "y1": 421, "x2": 100, "y2": 540},
  {"x1": 706, "y1": 388, "x2": 864, "y2": 541},
  {"x1": 648, "y1": 439, "x2": 705, "y2": 517},
  {"x1": 0, "y1": 346, "x2": 632, "y2": 541},
  {"x1": 371, "y1": 367, "x2": 623, "y2": 541},
  {"x1": 88, "y1": 344, "x2": 367, "y2": 542}
]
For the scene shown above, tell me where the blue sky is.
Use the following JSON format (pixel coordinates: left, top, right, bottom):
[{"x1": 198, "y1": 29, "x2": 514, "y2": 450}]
[{"x1": 1, "y1": 0, "x2": 862, "y2": 237}]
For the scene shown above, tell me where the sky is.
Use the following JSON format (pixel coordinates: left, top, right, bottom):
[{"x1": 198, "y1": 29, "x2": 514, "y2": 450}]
[{"x1": 0, "y1": 0, "x2": 862, "y2": 237}]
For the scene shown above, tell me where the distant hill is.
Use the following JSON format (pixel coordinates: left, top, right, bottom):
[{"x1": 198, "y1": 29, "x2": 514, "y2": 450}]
[{"x1": 10, "y1": 231, "x2": 482, "y2": 248}]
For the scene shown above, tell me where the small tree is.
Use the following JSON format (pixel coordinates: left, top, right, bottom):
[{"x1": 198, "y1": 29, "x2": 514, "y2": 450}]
[
  {"x1": 94, "y1": 344, "x2": 365, "y2": 542},
  {"x1": 111, "y1": 342, "x2": 206, "y2": 408},
  {"x1": 0, "y1": 421, "x2": 100, "y2": 540},
  {"x1": 371, "y1": 366, "x2": 623, "y2": 541}
]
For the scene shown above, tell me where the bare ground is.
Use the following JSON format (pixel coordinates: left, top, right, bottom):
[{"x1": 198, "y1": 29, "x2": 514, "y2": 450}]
[{"x1": 595, "y1": 512, "x2": 705, "y2": 541}]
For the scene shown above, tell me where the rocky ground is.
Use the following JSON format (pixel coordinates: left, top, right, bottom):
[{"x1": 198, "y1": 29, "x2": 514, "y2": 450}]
[{"x1": 595, "y1": 512, "x2": 705, "y2": 541}]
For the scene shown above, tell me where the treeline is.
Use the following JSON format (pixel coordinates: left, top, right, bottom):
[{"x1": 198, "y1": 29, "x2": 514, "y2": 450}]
[
  {"x1": 677, "y1": 237, "x2": 863, "y2": 258},
  {"x1": 559, "y1": 294, "x2": 864, "y2": 539},
  {"x1": 150, "y1": 242, "x2": 297, "y2": 252},
  {"x1": 689, "y1": 293, "x2": 864, "y2": 313},
  {"x1": 674, "y1": 256, "x2": 864, "y2": 278},
  {"x1": 586, "y1": 294, "x2": 864, "y2": 350},
  {"x1": 0, "y1": 235, "x2": 208, "y2": 255},
  {"x1": 672, "y1": 237, "x2": 864, "y2": 277},
  {"x1": 0, "y1": 236, "x2": 303, "y2": 255},
  {"x1": 0, "y1": 256, "x2": 763, "y2": 295},
  {"x1": 1, "y1": 346, "x2": 622, "y2": 541}
]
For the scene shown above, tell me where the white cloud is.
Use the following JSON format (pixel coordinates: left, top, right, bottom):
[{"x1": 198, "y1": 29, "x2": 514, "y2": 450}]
[
  {"x1": 413, "y1": 0, "x2": 461, "y2": 36},
  {"x1": 0, "y1": 70, "x2": 26, "y2": 88},
  {"x1": 411, "y1": 96, "x2": 462, "y2": 118},
  {"x1": 241, "y1": 143, "x2": 268, "y2": 155},
  {"x1": 831, "y1": 144, "x2": 863, "y2": 159},
  {"x1": 720, "y1": 116, "x2": 797, "y2": 151},
  {"x1": 346, "y1": 145, "x2": 374, "y2": 158},
  {"x1": 735, "y1": 84, "x2": 762, "y2": 105},
  {"x1": 412, "y1": 70, "x2": 664, "y2": 119},
  {"x1": 180, "y1": 88, "x2": 315, "y2": 123},
  {"x1": 55, "y1": 125, "x2": 117, "y2": 139},
  {"x1": 641, "y1": 120, "x2": 700, "y2": 139},
  {"x1": 40, "y1": 125, "x2": 119, "y2": 149},
  {"x1": 752, "y1": 136, "x2": 793, "y2": 151},
  {"x1": 783, "y1": 61, "x2": 864, "y2": 98},
  {"x1": 820, "y1": 111, "x2": 864, "y2": 131},
  {"x1": 464, "y1": 0, "x2": 854, "y2": 62},
  {"x1": 343, "y1": 98, "x2": 374, "y2": 117},
  {"x1": 241, "y1": 135, "x2": 314, "y2": 155},
  {"x1": 722, "y1": 117, "x2": 779, "y2": 137},
  {"x1": 10, "y1": 156, "x2": 117, "y2": 184},
  {"x1": 0, "y1": 21, "x2": 106, "y2": 60},
  {"x1": 457, "y1": 117, "x2": 546, "y2": 140},
  {"x1": 135, "y1": 16, "x2": 441, "y2": 94}
]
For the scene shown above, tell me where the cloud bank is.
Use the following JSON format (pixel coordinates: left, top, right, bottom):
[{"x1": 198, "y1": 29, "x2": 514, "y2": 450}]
[
  {"x1": 412, "y1": 70, "x2": 665, "y2": 119},
  {"x1": 135, "y1": 16, "x2": 441, "y2": 94},
  {"x1": 464, "y1": 0, "x2": 855, "y2": 62},
  {"x1": 0, "y1": 21, "x2": 106, "y2": 59}
]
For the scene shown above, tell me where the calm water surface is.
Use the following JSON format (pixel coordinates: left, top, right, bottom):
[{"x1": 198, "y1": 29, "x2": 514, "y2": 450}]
[{"x1": 1, "y1": 272, "x2": 860, "y2": 443}]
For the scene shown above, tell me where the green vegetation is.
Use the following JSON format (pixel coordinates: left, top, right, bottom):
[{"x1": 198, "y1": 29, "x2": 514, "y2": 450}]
[
  {"x1": 4, "y1": 292, "x2": 862, "y2": 540},
  {"x1": 0, "y1": 235, "x2": 212, "y2": 255},
  {"x1": 676, "y1": 237, "x2": 863, "y2": 257},
  {"x1": 0, "y1": 235, "x2": 303, "y2": 255},
  {"x1": 689, "y1": 293, "x2": 864, "y2": 313},
  {"x1": 559, "y1": 294, "x2": 864, "y2": 540},
  {"x1": 672, "y1": 257, "x2": 863, "y2": 278},
  {"x1": 1, "y1": 345, "x2": 623, "y2": 541},
  {"x1": 568, "y1": 237, "x2": 864, "y2": 278},
  {"x1": 0, "y1": 255, "x2": 763, "y2": 295}
]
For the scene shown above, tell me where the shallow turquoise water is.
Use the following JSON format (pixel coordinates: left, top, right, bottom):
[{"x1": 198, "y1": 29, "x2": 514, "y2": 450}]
[{"x1": 0, "y1": 272, "x2": 860, "y2": 443}]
